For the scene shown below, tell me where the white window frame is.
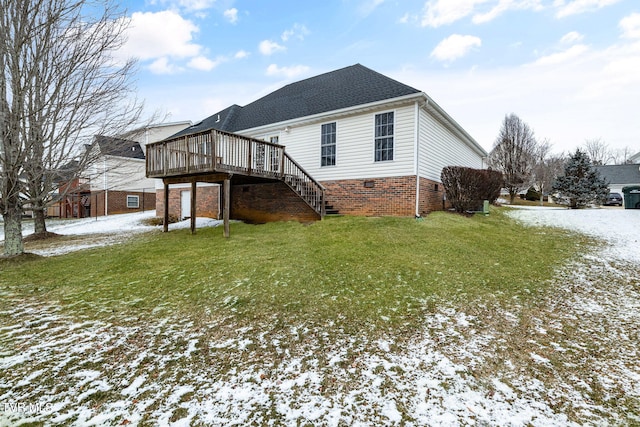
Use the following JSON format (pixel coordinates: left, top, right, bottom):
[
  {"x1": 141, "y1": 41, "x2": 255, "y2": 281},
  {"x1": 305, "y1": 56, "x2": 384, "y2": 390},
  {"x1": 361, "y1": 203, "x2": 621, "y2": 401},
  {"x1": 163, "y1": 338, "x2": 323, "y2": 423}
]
[
  {"x1": 320, "y1": 122, "x2": 337, "y2": 167},
  {"x1": 374, "y1": 111, "x2": 395, "y2": 162},
  {"x1": 127, "y1": 195, "x2": 140, "y2": 209},
  {"x1": 269, "y1": 136, "x2": 280, "y2": 172}
]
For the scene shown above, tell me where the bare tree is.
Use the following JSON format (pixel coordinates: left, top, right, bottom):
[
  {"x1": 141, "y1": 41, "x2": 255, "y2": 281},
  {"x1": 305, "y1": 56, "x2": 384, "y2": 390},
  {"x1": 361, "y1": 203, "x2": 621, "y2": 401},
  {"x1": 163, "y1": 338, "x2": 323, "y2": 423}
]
[
  {"x1": 610, "y1": 146, "x2": 635, "y2": 165},
  {"x1": 531, "y1": 141, "x2": 565, "y2": 205},
  {"x1": 582, "y1": 138, "x2": 613, "y2": 165},
  {"x1": 488, "y1": 114, "x2": 538, "y2": 204},
  {"x1": 1, "y1": 0, "x2": 32, "y2": 256},
  {"x1": 531, "y1": 140, "x2": 550, "y2": 205},
  {"x1": 1, "y1": 0, "x2": 145, "y2": 254},
  {"x1": 21, "y1": 0, "x2": 144, "y2": 237}
]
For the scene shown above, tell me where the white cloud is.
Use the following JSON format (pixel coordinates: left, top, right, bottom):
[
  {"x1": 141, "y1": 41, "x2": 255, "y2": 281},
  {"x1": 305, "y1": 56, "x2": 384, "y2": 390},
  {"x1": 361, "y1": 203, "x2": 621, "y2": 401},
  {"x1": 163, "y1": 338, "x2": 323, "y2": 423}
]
[
  {"x1": 398, "y1": 13, "x2": 411, "y2": 24},
  {"x1": 620, "y1": 13, "x2": 640, "y2": 39},
  {"x1": 187, "y1": 55, "x2": 223, "y2": 71},
  {"x1": 420, "y1": 0, "x2": 544, "y2": 27},
  {"x1": 357, "y1": 0, "x2": 385, "y2": 17},
  {"x1": 554, "y1": 0, "x2": 621, "y2": 18},
  {"x1": 431, "y1": 34, "x2": 482, "y2": 62},
  {"x1": 148, "y1": 0, "x2": 217, "y2": 12},
  {"x1": 421, "y1": 0, "x2": 487, "y2": 27},
  {"x1": 532, "y1": 44, "x2": 589, "y2": 66},
  {"x1": 234, "y1": 50, "x2": 250, "y2": 59},
  {"x1": 265, "y1": 64, "x2": 311, "y2": 79},
  {"x1": 281, "y1": 24, "x2": 310, "y2": 42},
  {"x1": 395, "y1": 35, "x2": 640, "y2": 154},
  {"x1": 560, "y1": 31, "x2": 584, "y2": 44},
  {"x1": 148, "y1": 57, "x2": 181, "y2": 74},
  {"x1": 223, "y1": 8, "x2": 238, "y2": 24},
  {"x1": 259, "y1": 40, "x2": 286, "y2": 56},
  {"x1": 118, "y1": 11, "x2": 201, "y2": 61},
  {"x1": 472, "y1": 0, "x2": 543, "y2": 24}
]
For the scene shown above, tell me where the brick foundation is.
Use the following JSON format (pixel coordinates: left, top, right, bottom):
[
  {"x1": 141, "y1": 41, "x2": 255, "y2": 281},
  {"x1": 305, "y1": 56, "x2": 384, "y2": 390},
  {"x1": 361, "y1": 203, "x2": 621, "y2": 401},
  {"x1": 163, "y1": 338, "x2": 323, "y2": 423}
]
[
  {"x1": 231, "y1": 182, "x2": 320, "y2": 223},
  {"x1": 320, "y1": 176, "x2": 415, "y2": 216},
  {"x1": 152, "y1": 175, "x2": 448, "y2": 221},
  {"x1": 418, "y1": 177, "x2": 447, "y2": 215},
  {"x1": 156, "y1": 185, "x2": 220, "y2": 219},
  {"x1": 321, "y1": 175, "x2": 447, "y2": 217},
  {"x1": 93, "y1": 190, "x2": 156, "y2": 216}
]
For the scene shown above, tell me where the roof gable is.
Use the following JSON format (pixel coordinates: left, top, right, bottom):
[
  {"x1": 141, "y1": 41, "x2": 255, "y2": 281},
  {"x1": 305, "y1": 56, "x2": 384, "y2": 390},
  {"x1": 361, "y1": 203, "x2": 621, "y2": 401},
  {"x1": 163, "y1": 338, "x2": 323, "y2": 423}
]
[
  {"x1": 172, "y1": 64, "x2": 421, "y2": 138},
  {"x1": 93, "y1": 135, "x2": 145, "y2": 160}
]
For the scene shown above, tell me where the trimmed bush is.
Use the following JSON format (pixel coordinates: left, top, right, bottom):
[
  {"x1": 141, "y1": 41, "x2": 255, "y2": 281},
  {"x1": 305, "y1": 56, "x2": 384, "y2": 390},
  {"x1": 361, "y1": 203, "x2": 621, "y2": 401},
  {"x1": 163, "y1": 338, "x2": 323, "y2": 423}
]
[
  {"x1": 525, "y1": 186, "x2": 541, "y2": 201},
  {"x1": 441, "y1": 167, "x2": 503, "y2": 213}
]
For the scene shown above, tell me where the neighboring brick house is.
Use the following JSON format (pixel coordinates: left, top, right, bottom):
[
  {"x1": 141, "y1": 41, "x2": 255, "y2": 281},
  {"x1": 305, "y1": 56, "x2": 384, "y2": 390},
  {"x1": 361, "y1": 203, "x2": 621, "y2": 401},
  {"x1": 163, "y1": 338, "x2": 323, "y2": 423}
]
[{"x1": 157, "y1": 64, "x2": 487, "y2": 219}]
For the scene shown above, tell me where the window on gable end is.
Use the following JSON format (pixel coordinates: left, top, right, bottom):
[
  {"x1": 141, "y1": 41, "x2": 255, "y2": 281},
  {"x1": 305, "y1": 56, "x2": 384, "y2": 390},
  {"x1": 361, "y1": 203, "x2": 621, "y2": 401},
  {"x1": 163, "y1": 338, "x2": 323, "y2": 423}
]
[
  {"x1": 374, "y1": 112, "x2": 394, "y2": 162},
  {"x1": 321, "y1": 122, "x2": 336, "y2": 167}
]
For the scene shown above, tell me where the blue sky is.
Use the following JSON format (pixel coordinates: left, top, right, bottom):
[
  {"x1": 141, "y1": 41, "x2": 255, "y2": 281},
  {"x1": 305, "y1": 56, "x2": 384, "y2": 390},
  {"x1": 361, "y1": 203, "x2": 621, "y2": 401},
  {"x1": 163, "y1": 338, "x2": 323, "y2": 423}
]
[{"x1": 117, "y1": 0, "x2": 640, "y2": 156}]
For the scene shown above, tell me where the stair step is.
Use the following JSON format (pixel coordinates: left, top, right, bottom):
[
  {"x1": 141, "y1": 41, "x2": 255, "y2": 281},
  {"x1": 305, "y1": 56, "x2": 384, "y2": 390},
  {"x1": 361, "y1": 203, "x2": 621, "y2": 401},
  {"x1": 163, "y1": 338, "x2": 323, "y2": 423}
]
[{"x1": 324, "y1": 202, "x2": 339, "y2": 215}]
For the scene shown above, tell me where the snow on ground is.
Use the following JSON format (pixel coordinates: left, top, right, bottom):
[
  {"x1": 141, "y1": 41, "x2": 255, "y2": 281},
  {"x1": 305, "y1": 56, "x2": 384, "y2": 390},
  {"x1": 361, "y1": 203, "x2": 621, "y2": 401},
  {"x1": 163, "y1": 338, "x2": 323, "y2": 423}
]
[
  {"x1": 0, "y1": 211, "x2": 223, "y2": 256},
  {"x1": 507, "y1": 206, "x2": 640, "y2": 263},
  {"x1": 1, "y1": 208, "x2": 639, "y2": 425}
]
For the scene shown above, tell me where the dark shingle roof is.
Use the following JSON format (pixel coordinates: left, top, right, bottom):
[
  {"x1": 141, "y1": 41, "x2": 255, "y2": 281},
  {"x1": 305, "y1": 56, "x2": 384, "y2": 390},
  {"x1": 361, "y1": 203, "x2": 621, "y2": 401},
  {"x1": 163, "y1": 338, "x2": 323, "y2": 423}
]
[
  {"x1": 172, "y1": 64, "x2": 421, "y2": 138},
  {"x1": 595, "y1": 164, "x2": 640, "y2": 185},
  {"x1": 94, "y1": 135, "x2": 145, "y2": 159}
]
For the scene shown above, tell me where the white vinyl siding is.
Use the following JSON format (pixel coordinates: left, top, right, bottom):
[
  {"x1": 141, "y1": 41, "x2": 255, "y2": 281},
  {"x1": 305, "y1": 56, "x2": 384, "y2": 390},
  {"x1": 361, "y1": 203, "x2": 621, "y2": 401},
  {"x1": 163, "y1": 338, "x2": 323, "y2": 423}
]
[
  {"x1": 243, "y1": 101, "x2": 485, "y2": 183},
  {"x1": 89, "y1": 157, "x2": 157, "y2": 192},
  {"x1": 265, "y1": 104, "x2": 416, "y2": 181},
  {"x1": 418, "y1": 108, "x2": 484, "y2": 182}
]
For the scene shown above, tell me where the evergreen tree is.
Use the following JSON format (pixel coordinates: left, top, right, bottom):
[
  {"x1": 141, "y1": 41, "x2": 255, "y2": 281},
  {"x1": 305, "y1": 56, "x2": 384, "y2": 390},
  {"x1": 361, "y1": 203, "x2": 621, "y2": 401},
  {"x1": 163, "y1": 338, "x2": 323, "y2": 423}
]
[{"x1": 552, "y1": 149, "x2": 609, "y2": 209}]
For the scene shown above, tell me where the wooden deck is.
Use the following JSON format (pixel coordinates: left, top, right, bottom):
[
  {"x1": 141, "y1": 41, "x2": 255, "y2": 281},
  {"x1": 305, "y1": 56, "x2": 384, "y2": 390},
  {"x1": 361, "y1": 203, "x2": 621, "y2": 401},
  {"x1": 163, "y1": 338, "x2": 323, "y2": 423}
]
[{"x1": 146, "y1": 128, "x2": 325, "y2": 234}]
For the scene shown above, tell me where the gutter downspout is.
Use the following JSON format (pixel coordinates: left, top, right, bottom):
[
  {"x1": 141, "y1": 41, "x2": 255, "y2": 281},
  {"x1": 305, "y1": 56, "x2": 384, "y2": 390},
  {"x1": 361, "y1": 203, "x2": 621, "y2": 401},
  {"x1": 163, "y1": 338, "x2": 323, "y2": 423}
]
[
  {"x1": 414, "y1": 100, "x2": 421, "y2": 217},
  {"x1": 103, "y1": 158, "x2": 108, "y2": 216}
]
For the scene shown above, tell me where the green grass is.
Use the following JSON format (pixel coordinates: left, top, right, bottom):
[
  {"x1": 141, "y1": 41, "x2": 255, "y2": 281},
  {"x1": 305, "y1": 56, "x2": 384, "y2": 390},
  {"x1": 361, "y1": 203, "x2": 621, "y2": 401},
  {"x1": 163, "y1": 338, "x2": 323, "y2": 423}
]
[{"x1": 0, "y1": 209, "x2": 584, "y2": 332}]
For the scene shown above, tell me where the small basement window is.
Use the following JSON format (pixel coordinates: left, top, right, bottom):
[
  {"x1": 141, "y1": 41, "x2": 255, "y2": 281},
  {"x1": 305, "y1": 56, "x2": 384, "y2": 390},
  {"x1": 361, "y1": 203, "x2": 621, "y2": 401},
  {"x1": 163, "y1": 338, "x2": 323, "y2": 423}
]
[{"x1": 127, "y1": 195, "x2": 140, "y2": 209}]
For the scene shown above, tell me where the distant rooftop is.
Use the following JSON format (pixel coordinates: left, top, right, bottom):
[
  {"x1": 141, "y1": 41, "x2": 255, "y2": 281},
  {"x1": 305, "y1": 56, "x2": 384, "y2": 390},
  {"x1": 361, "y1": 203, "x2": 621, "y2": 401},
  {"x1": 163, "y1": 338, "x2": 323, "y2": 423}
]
[
  {"x1": 93, "y1": 135, "x2": 145, "y2": 159},
  {"x1": 595, "y1": 164, "x2": 640, "y2": 185}
]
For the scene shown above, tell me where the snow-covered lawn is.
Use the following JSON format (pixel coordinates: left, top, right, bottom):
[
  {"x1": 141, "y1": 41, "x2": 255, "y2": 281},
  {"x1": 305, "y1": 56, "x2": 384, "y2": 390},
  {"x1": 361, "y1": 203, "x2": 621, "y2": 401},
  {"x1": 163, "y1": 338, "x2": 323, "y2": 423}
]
[
  {"x1": 1, "y1": 208, "x2": 639, "y2": 425},
  {"x1": 0, "y1": 211, "x2": 223, "y2": 256}
]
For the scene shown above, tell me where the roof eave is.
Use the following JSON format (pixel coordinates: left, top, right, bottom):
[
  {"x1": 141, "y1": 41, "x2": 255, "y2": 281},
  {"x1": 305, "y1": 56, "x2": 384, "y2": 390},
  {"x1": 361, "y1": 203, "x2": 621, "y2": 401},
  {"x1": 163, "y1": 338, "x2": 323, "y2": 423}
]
[
  {"x1": 236, "y1": 91, "x2": 487, "y2": 158},
  {"x1": 236, "y1": 92, "x2": 425, "y2": 135},
  {"x1": 422, "y1": 93, "x2": 488, "y2": 158}
]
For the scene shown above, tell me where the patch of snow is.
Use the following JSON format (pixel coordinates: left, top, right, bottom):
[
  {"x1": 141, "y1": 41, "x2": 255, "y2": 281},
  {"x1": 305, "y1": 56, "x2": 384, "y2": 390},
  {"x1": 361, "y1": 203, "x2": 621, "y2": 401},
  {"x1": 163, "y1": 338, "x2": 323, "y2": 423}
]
[{"x1": 507, "y1": 207, "x2": 640, "y2": 263}]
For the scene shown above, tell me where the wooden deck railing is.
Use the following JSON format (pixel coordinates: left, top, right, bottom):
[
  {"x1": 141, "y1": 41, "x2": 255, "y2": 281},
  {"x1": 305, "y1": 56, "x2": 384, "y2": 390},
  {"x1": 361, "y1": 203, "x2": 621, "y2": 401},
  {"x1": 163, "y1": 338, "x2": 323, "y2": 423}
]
[{"x1": 146, "y1": 128, "x2": 325, "y2": 216}]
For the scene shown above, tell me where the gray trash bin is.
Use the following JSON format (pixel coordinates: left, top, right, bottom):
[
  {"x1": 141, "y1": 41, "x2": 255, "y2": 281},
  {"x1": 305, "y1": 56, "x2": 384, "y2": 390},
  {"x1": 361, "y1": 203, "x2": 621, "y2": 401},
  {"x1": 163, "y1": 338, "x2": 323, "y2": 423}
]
[{"x1": 622, "y1": 186, "x2": 640, "y2": 209}]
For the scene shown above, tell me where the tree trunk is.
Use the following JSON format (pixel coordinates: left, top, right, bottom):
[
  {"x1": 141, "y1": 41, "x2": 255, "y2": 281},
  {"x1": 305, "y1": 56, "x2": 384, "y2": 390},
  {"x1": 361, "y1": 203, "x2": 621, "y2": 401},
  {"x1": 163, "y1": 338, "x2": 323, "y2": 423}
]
[
  {"x1": 3, "y1": 203, "x2": 24, "y2": 256},
  {"x1": 33, "y1": 205, "x2": 47, "y2": 235}
]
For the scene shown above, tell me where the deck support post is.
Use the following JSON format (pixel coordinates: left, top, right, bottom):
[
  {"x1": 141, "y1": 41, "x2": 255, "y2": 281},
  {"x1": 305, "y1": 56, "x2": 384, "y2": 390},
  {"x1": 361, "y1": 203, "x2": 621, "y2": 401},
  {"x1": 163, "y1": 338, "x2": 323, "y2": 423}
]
[
  {"x1": 190, "y1": 181, "x2": 197, "y2": 234},
  {"x1": 223, "y1": 178, "x2": 230, "y2": 238},
  {"x1": 163, "y1": 181, "x2": 169, "y2": 233}
]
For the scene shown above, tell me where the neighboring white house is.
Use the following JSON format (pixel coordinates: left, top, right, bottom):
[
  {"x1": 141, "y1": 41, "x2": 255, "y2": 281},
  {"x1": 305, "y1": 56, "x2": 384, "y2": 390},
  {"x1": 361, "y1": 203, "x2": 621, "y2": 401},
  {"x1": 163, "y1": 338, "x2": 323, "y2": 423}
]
[
  {"x1": 596, "y1": 163, "x2": 640, "y2": 203},
  {"x1": 158, "y1": 64, "x2": 487, "y2": 218}
]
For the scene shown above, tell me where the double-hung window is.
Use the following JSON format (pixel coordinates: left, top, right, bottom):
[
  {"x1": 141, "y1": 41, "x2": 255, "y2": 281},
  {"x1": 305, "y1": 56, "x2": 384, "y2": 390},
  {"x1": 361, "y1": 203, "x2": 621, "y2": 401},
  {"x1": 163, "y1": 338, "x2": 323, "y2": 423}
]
[
  {"x1": 374, "y1": 112, "x2": 394, "y2": 162},
  {"x1": 321, "y1": 122, "x2": 336, "y2": 166}
]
